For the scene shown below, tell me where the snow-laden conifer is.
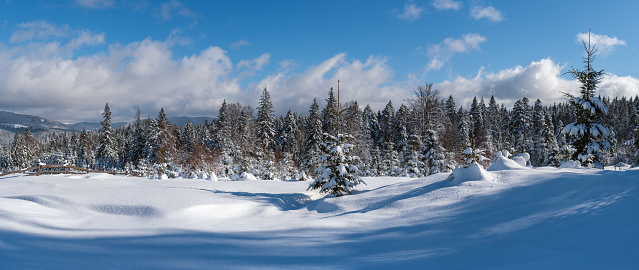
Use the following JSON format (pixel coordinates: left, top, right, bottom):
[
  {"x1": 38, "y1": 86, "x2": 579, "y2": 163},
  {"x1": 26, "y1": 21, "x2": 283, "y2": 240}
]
[
  {"x1": 562, "y1": 31, "x2": 611, "y2": 168},
  {"x1": 96, "y1": 103, "x2": 118, "y2": 170},
  {"x1": 303, "y1": 99, "x2": 323, "y2": 176},
  {"x1": 307, "y1": 133, "x2": 365, "y2": 196}
]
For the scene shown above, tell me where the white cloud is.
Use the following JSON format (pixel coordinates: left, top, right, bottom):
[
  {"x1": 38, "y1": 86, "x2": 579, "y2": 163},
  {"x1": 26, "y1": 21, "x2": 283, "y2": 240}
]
[
  {"x1": 74, "y1": 0, "x2": 114, "y2": 9},
  {"x1": 435, "y1": 58, "x2": 639, "y2": 109},
  {"x1": 471, "y1": 5, "x2": 504, "y2": 22},
  {"x1": 159, "y1": 1, "x2": 197, "y2": 20},
  {"x1": 432, "y1": 0, "x2": 462, "y2": 11},
  {"x1": 10, "y1": 21, "x2": 69, "y2": 43},
  {"x1": 426, "y1": 33, "x2": 487, "y2": 71},
  {"x1": 255, "y1": 53, "x2": 407, "y2": 115},
  {"x1": 230, "y1": 40, "x2": 250, "y2": 49},
  {"x1": 67, "y1": 30, "x2": 106, "y2": 49},
  {"x1": 237, "y1": 53, "x2": 271, "y2": 77},
  {"x1": 395, "y1": 1, "x2": 424, "y2": 21},
  {"x1": 0, "y1": 37, "x2": 242, "y2": 122},
  {"x1": 575, "y1": 32, "x2": 626, "y2": 55},
  {"x1": 599, "y1": 74, "x2": 639, "y2": 98}
]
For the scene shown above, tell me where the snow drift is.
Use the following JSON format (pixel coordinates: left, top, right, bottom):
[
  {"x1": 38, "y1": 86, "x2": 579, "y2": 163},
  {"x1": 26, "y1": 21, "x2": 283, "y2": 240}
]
[{"x1": 1, "y1": 167, "x2": 638, "y2": 269}]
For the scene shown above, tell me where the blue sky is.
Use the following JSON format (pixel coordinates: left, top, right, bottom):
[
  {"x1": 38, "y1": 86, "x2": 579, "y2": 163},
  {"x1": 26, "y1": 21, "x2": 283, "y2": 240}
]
[{"x1": 0, "y1": 0, "x2": 637, "y2": 123}]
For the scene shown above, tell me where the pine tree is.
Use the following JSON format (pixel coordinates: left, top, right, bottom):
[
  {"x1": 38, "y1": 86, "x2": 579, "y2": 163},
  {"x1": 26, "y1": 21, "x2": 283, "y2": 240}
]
[
  {"x1": 380, "y1": 141, "x2": 402, "y2": 176},
  {"x1": 562, "y1": 31, "x2": 611, "y2": 167},
  {"x1": 457, "y1": 108, "x2": 471, "y2": 150},
  {"x1": 543, "y1": 112, "x2": 562, "y2": 167},
  {"x1": 307, "y1": 133, "x2": 364, "y2": 196},
  {"x1": 422, "y1": 129, "x2": 446, "y2": 175},
  {"x1": 303, "y1": 99, "x2": 323, "y2": 175},
  {"x1": 96, "y1": 103, "x2": 118, "y2": 170},
  {"x1": 321, "y1": 88, "x2": 338, "y2": 136},
  {"x1": 511, "y1": 97, "x2": 532, "y2": 154},
  {"x1": 10, "y1": 132, "x2": 27, "y2": 169},
  {"x1": 531, "y1": 99, "x2": 546, "y2": 166},
  {"x1": 154, "y1": 108, "x2": 177, "y2": 165},
  {"x1": 380, "y1": 101, "x2": 396, "y2": 145},
  {"x1": 405, "y1": 133, "x2": 424, "y2": 177},
  {"x1": 130, "y1": 108, "x2": 145, "y2": 167},
  {"x1": 256, "y1": 88, "x2": 276, "y2": 159},
  {"x1": 625, "y1": 102, "x2": 639, "y2": 167}
]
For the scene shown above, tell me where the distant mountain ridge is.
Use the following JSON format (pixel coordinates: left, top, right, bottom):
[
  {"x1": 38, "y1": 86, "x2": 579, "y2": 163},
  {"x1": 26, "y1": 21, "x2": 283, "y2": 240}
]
[
  {"x1": 0, "y1": 111, "x2": 75, "y2": 133},
  {"x1": 0, "y1": 111, "x2": 214, "y2": 133}
]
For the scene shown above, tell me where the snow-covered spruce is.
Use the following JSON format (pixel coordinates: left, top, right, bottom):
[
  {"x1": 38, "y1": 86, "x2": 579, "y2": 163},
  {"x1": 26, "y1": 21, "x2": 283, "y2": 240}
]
[
  {"x1": 307, "y1": 133, "x2": 365, "y2": 196},
  {"x1": 562, "y1": 32, "x2": 611, "y2": 168}
]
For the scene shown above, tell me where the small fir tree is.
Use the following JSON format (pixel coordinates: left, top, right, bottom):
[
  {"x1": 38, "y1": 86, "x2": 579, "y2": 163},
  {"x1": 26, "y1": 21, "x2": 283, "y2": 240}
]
[
  {"x1": 562, "y1": 31, "x2": 611, "y2": 167},
  {"x1": 307, "y1": 133, "x2": 364, "y2": 196}
]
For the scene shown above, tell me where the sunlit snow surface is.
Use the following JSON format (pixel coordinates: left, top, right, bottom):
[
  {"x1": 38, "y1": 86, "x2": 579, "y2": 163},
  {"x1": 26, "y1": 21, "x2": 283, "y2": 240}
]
[{"x1": 1, "y1": 167, "x2": 638, "y2": 269}]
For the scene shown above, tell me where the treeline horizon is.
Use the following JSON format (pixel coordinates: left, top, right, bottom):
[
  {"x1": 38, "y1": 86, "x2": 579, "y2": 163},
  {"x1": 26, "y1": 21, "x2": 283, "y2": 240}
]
[{"x1": 1, "y1": 85, "x2": 638, "y2": 179}]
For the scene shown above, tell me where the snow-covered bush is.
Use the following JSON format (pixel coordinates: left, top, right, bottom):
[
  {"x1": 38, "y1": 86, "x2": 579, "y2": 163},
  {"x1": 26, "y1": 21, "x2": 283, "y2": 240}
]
[
  {"x1": 307, "y1": 133, "x2": 365, "y2": 196},
  {"x1": 461, "y1": 147, "x2": 489, "y2": 168}
]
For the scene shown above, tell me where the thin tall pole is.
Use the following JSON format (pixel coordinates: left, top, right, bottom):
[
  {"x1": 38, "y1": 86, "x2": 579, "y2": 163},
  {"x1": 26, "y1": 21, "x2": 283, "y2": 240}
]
[{"x1": 337, "y1": 80, "x2": 340, "y2": 135}]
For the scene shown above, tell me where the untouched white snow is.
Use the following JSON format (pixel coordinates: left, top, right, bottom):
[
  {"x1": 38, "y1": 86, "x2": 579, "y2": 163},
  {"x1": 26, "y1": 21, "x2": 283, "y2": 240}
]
[{"x1": 1, "y1": 167, "x2": 638, "y2": 269}]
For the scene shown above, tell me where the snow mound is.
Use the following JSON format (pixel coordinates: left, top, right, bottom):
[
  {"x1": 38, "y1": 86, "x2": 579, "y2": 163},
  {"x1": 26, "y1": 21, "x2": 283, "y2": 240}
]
[
  {"x1": 559, "y1": 160, "x2": 582, "y2": 169},
  {"x1": 512, "y1": 153, "x2": 530, "y2": 167},
  {"x1": 447, "y1": 163, "x2": 495, "y2": 184},
  {"x1": 488, "y1": 156, "x2": 529, "y2": 171},
  {"x1": 231, "y1": 172, "x2": 258, "y2": 181}
]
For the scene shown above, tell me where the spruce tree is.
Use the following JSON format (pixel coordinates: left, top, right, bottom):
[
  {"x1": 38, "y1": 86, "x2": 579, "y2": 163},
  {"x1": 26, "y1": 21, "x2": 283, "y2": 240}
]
[
  {"x1": 96, "y1": 103, "x2": 118, "y2": 170},
  {"x1": 307, "y1": 133, "x2": 364, "y2": 196},
  {"x1": 562, "y1": 31, "x2": 611, "y2": 167},
  {"x1": 321, "y1": 88, "x2": 338, "y2": 136},
  {"x1": 422, "y1": 129, "x2": 446, "y2": 175},
  {"x1": 303, "y1": 99, "x2": 323, "y2": 175},
  {"x1": 511, "y1": 97, "x2": 532, "y2": 154},
  {"x1": 625, "y1": 102, "x2": 639, "y2": 167},
  {"x1": 154, "y1": 108, "x2": 177, "y2": 165},
  {"x1": 256, "y1": 88, "x2": 276, "y2": 158}
]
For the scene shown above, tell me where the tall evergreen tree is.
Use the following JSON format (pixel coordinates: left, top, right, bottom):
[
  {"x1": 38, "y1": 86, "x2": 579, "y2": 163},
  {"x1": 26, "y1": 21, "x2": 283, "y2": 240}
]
[
  {"x1": 154, "y1": 108, "x2": 177, "y2": 164},
  {"x1": 511, "y1": 97, "x2": 532, "y2": 154},
  {"x1": 321, "y1": 88, "x2": 338, "y2": 136},
  {"x1": 562, "y1": 31, "x2": 611, "y2": 167},
  {"x1": 256, "y1": 88, "x2": 276, "y2": 158},
  {"x1": 96, "y1": 103, "x2": 118, "y2": 169},
  {"x1": 303, "y1": 99, "x2": 323, "y2": 175}
]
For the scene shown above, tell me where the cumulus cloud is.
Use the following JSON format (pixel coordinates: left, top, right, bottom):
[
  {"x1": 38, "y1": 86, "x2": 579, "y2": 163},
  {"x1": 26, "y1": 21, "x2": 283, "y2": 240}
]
[
  {"x1": 255, "y1": 53, "x2": 408, "y2": 115},
  {"x1": 470, "y1": 5, "x2": 504, "y2": 22},
  {"x1": 395, "y1": 1, "x2": 424, "y2": 21},
  {"x1": 426, "y1": 33, "x2": 486, "y2": 71},
  {"x1": 0, "y1": 36, "x2": 242, "y2": 123},
  {"x1": 435, "y1": 58, "x2": 639, "y2": 109},
  {"x1": 432, "y1": 0, "x2": 462, "y2": 11},
  {"x1": 74, "y1": 0, "x2": 114, "y2": 9},
  {"x1": 575, "y1": 32, "x2": 626, "y2": 55}
]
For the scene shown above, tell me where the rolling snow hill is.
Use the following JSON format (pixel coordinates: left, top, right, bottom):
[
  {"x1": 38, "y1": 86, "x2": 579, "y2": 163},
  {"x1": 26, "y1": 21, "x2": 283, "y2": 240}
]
[{"x1": 0, "y1": 166, "x2": 637, "y2": 269}]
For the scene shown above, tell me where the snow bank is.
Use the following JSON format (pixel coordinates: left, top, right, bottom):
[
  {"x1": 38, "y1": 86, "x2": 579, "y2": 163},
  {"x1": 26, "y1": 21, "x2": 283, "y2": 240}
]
[
  {"x1": 488, "y1": 156, "x2": 529, "y2": 171},
  {"x1": 447, "y1": 163, "x2": 495, "y2": 184},
  {"x1": 1, "y1": 168, "x2": 639, "y2": 269},
  {"x1": 559, "y1": 160, "x2": 582, "y2": 169},
  {"x1": 231, "y1": 172, "x2": 258, "y2": 181}
]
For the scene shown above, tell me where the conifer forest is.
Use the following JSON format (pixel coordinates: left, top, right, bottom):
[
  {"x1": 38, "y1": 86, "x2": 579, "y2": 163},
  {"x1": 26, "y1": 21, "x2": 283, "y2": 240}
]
[{"x1": 2, "y1": 83, "x2": 638, "y2": 179}]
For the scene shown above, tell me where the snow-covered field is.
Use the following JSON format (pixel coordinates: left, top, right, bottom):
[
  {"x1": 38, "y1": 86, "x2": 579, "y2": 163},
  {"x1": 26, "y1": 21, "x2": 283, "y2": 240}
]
[{"x1": 1, "y1": 165, "x2": 638, "y2": 269}]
